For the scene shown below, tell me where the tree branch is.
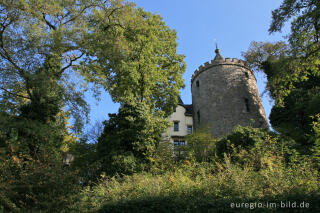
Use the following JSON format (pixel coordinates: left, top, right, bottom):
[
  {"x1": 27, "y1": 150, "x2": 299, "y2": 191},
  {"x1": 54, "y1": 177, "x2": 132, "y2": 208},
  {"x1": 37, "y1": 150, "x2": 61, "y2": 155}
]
[
  {"x1": 0, "y1": 87, "x2": 30, "y2": 100},
  {"x1": 0, "y1": 23, "x2": 26, "y2": 78},
  {"x1": 59, "y1": 52, "x2": 85, "y2": 74},
  {"x1": 42, "y1": 13, "x2": 56, "y2": 30},
  {"x1": 0, "y1": 19, "x2": 32, "y2": 99},
  {"x1": 62, "y1": 4, "x2": 93, "y2": 25}
]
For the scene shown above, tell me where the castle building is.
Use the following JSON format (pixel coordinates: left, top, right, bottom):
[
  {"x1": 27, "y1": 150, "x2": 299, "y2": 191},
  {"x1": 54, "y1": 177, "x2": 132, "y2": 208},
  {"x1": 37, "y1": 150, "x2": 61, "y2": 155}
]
[
  {"x1": 163, "y1": 47, "x2": 268, "y2": 144},
  {"x1": 162, "y1": 97, "x2": 193, "y2": 146}
]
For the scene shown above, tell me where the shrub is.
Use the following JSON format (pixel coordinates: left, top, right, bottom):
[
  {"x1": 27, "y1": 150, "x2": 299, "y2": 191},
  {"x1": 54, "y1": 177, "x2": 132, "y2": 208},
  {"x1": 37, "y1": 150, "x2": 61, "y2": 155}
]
[
  {"x1": 185, "y1": 127, "x2": 217, "y2": 162},
  {"x1": 0, "y1": 153, "x2": 80, "y2": 212},
  {"x1": 215, "y1": 126, "x2": 299, "y2": 169},
  {"x1": 152, "y1": 141, "x2": 175, "y2": 172},
  {"x1": 70, "y1": 157, "x2": 320, "y2": 212}
]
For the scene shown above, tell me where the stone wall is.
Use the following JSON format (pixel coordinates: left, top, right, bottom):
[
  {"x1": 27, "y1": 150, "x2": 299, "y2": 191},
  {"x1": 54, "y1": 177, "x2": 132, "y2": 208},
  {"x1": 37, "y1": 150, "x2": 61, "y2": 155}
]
[{"x1": 191, "y1": 57, "x2": 268, "y2": 137}]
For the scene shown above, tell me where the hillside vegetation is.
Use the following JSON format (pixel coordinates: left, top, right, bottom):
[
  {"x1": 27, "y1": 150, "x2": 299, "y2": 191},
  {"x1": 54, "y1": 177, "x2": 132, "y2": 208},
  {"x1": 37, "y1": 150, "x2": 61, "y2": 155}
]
[{"x1": 1, "y1": 0, "x2": 320, "y2": 212}]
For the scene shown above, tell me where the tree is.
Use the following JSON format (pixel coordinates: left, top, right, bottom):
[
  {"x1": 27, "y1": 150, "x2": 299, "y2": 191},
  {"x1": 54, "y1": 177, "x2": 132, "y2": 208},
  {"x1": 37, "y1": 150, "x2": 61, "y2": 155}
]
[
  {"x1": 0, "y1": 1, "x2": 141, "y2": 210},
  {"x1": 311, "y1": 114, "x2": 320, "y2": 167},
  {"x1": 97, "y1": 102, "x2": 168, "y2": 176},
  {"x1": 90, "y1": 8, "x2": 186, "y2": 175},
  {"x1": 269, "y1": 0, "x2": 320, "y2": 48},
  {"x1": 0, "y1": 0, "x2": 186, "y2": 209},
  {"x1": 242, "y1": 0, "x2": 320, "y2": 149},
  {"x1": 83, "y1": 8, "x2": 186, "y2": 116},
  {"x1": 0, "y1": 0, "x2": 138, "y2": 135}
]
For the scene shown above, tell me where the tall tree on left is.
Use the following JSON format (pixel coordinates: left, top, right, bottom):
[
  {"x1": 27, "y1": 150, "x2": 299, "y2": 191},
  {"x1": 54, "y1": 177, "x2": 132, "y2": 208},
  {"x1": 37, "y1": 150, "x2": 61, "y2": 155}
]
[{"x1": 0, "y1": 0, "x2": 135, "y2": 211}]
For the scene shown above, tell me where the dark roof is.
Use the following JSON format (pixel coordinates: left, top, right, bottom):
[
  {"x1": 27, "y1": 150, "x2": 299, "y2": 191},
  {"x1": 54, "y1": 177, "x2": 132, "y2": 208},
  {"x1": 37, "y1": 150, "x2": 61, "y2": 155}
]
[
  {"x1": 178, "y1": 96, "x2": 184, "y2": 105},
  {"x1": 184, "y1": 104, "x2": 193, "y2": 116},
  {"x1": 176, "y1": 96, "x2": 193, "y2": 116}
]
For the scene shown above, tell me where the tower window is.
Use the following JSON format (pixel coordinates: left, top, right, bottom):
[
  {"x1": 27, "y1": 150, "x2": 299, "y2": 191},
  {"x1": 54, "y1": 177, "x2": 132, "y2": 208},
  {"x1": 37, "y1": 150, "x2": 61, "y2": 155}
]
[
  {"x1": 174, "y1": 121, "x2": 179, "y2": 131},
  {"x1": 244, "y1": 98, "x2": 250, "y2": 112},
  {"x1": 196, "y1": 80, "x2": 199, "y2": 87},
  {"x1": 187, "y1": 125, "x2": 193, "y2": 134},
  {"x1": 197, "y1": 110, "x2": 200, "y2": 124},
  {"x1": 245, "y1": 72, "x2": 249, "y2": 78}
]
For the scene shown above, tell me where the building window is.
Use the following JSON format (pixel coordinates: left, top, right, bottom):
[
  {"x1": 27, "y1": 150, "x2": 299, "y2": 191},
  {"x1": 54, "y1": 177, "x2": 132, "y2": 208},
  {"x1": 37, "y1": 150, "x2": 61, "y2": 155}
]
[
  {"x1": 173, "y1": 107, "x2": 176, "y2": 112},
  {"x1": 244, "y1": 98, "x2": 250, "y2": 112},
  {"x1": 173, "y1": 138, "x2": 185, "y2": 146},
  {"x1": 173, "y1": 138, "x2": 185, "y2": 158},
  {"x1": 187, "y1": 125, "x2": 193, "y2": 134},
  {"x1": 196, "y1": 80, "x2": 199, "y2": 87},
  {"x1": 245, "y1": 72, "x2": 249, "y2": 78},
  {"x1": 197, "y1": 110, "x2": 200, "y2": 124},
  {"x1": 174, "y1": 121, "x2": 179, "y2": 131}
]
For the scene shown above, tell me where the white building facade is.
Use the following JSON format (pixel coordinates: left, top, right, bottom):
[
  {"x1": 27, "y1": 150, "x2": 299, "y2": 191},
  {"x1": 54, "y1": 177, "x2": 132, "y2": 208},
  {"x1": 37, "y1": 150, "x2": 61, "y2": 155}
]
[{"x1": 162, "y1": 97, "x2": 193, "y2": 148}]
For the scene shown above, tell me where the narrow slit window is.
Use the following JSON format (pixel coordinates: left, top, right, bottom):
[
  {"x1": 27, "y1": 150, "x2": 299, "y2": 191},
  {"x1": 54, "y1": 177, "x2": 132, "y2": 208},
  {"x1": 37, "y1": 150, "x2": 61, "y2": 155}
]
[
  {"x1": 187, "y1": 125, "x2": 193, "y2": 134},
  {"x1": 197, "y1": 110, "x2": 200, "y2": 124},
  {"x1": 196, "y1": 80, "x2": 199, "y2": 87},
  {"x1": 245, "y1": 72, "x2": 249, "y2": 78},
  {"x1": 244, "y1": 98, "x2": 250, "y2": 112}
]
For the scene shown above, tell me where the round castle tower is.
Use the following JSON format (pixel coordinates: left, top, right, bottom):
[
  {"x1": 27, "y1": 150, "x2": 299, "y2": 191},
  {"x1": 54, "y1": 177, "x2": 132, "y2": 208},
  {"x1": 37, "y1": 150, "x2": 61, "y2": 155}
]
[{"x1": 191, "y1": 47, "x2": 268, "y2": 137}]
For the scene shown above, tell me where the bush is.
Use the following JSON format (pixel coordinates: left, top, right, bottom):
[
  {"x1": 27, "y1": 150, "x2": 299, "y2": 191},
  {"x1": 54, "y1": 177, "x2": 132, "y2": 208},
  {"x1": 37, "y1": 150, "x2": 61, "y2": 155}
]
[
  {"x1": 185, "y1": 127, "x2": 217, "y2": 162},
  {"x1": 152, "y1": 141, "x2": 175, "y2": 172},
  {"x1": 71, "y1": 157, "x2": 320, "y2": 212},
  {"x1": 70, "y1": 125, "x2": 320, "y2": 212},
  {"x1": 215, "y1": 126, "x2": 299, "y2": 170},
  {"x1": 0, "y1": 153, "x2": 80, "y2": 212}
]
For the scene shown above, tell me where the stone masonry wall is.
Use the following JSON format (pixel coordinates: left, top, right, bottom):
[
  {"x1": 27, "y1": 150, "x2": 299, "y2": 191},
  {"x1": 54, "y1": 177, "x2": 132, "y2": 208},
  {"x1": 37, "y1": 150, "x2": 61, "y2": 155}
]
[{"x1": 191, "y1": 58, "x2": 268, "y2": 138}]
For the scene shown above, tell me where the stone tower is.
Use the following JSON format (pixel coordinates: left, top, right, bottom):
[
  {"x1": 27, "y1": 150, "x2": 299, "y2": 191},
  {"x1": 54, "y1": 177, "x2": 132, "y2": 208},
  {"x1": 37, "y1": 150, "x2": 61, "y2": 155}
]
[{"x1": 191, "y1": 47, "x2": 268, "y2": 137}]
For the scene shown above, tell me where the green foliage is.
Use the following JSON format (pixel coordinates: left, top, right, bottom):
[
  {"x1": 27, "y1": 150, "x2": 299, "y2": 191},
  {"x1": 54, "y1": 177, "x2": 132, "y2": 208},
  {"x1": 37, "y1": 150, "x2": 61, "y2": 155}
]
[
  {"x1": 0, "y1": 149, "x2": 80, "y2": 212},
  {"x1": 269, "y1": 86, "x2": 320, "y2": 147},
  {"x1": 243, "y1": 0, "x2": 320, "y2": 150},
  {"x1": 97, "y1": 102, "x2": 168, "y2": 176},
  {"x1": 0, "y1": 0, "x2": 101, "y2": 133},
  {"x1": 0, "y1": 1, "x2": 187, "y2": 211},
  {"x1": 243, "y1": 41, "x2": 320, "y2": 149},
  {"x1": 0, "y1": 104, "x2": 79, "y2": 211},
  {"x1": 242, "y1": 41, "x2": 289, "y2": 72},
  {"x1": 70, "y1": 125, "x2": 320, "y2": 212},
  {"x1": 269, "y1": 0, "x2": 320, "y2": 48},
  {"x1": 70, "y1": 139, "x2": 100, "y2": 186},
  {"x1": 71, "y1": 157, "x2": 320, "y2": 212},
  {"x1": 217, "y1": 125, "x2": 271, "y2": 153},
  {"x1": 311, "y1": 114, "x2": 320, "y2": 167},
  {"x1": 83, "y1": 8, "x2": 186, "y2": 116},
  {"x1": 2, "y1": 0, "x2": 320, "y2": 212},
  {"x1": 215, "y1": 126, "x2": 299, "y2": 170},
  {"x1": 185, "y1": 127, "x2": 217, "y2": 162},
  {"x1": 152, "y1": 141, "x2": 175, "y2": 172}
]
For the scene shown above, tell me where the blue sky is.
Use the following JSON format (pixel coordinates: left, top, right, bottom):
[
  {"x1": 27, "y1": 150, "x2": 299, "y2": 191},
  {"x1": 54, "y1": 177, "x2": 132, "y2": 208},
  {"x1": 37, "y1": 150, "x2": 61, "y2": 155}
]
[{"x1": 85, "y1": 0, "x2": 290, "y2": 130}]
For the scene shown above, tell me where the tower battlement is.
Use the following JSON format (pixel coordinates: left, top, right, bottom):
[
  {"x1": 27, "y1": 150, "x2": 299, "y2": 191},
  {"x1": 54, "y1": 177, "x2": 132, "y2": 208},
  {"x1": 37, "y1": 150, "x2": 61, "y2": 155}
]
[{"x1": 191, "y1": 57, "x2": 254, "y2": 84}]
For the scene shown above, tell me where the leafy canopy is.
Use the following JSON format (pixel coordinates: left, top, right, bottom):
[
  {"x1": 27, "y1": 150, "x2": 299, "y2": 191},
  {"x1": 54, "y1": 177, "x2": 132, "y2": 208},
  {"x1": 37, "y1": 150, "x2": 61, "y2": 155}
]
[
  {"x1": 83, "y1": 8, "x2": 186, "y2": 116},
  {"x1": 243, "y1": 0, "x2": 320, "y2": 149}
]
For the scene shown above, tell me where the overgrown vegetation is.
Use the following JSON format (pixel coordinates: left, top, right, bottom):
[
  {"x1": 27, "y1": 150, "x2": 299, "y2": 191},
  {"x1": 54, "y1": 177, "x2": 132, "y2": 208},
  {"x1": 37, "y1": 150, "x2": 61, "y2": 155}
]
[
  {"x1": 70, "y1": 126, "x2": 320, "y2": 212},
  {"x1": 0, "y1": 0, "x2": 320, "y2": 212}
]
